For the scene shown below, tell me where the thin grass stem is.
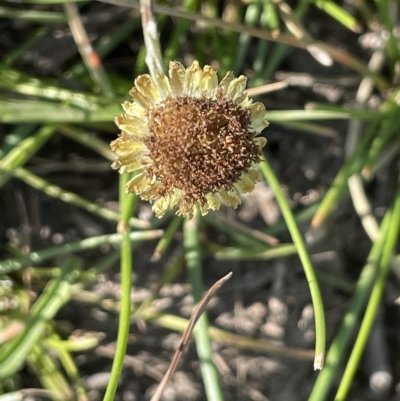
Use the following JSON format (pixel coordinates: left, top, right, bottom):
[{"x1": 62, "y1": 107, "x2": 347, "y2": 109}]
[
  {"x1": 29, "y1": 344, "x2": 74, "y2": 401},
  {"x1": 63, "y1": 2, "x2": 114, "y2": 98},
  {"x1": 0, "y1": 229, "x2": 161, "y2": 275},
  {"x1": 260, "y1": 156, "x2": 325, "y2": 369},
  {"x1": 0, "y1": 124, "x2": 59, "y2": 188},
  {"x1": 313, "y1": 0, "x2": 362, "y2": 33},
  {"x1": 184, "y1": 217, "x2": 224, "y2": 401},
  {"x1": 102, "y1": 175, "x2": 135, "y2": 401},
  {"x1": 0, "y1": 258, "x2": 81, "y2": 379},
  {"x1": 11, "y1": 167, "x2": 148, "y2": 229},
  {"x1": 334, "y1": 181, "x2": 400, "y2": 400},
  {"x1": 308, "y1": 207, "x2": 395, "y2": 401},
  {"x1": 151, "y1": 216, "x2": 182, "y2": 261},
  {"x1": 311, "y1": 121, "x2": 378, "y2": 228}
]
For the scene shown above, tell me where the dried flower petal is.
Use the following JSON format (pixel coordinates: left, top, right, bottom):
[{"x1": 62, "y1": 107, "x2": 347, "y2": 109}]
[{"x1": 112, "y1": 61, "x2": 269, "y2": 218}]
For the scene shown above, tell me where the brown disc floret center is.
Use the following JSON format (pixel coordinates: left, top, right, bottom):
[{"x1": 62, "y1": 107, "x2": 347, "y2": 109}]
[{"x1": 144, "y1": 95, "x2": 261, "y2": 204}]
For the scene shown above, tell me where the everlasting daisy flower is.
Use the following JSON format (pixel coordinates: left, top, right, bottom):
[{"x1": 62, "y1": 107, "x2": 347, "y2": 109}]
[{"x1": 111, "y1": 61, "x2": 269, "y2": 219}]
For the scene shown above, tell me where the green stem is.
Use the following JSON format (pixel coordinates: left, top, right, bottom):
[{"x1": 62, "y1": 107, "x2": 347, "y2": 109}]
[
  {"x1": 152, "y1": 216, "x2": 182, "y2": 261},
  {"x1": 0, "y1": 124, "x2": 58, "y2": 188},
  {"x1": 102, "y1": 231, "x2": 132, "y2": 401},
  {"x1": 260, "y1": 156, "x2": 326, "y2": 369},
  {"x1": 184, "y1": 217, "x2": 224, "y2": 401},
  {"x1": 311, "y1": 120, "x2": 378, "y2": 228},
  {"x1": 0, "y1": 258, "x2": 81, "y2": 378},
  {"x1": 308, "y1": 205, "x2": 395, "y2": 401},
  {"x1": 334, "y1": 180, "x2": 400, "y2": 400},
  {"x1": 0, "y1": 230, "x2": 161, "y2": 275},
  {"x1": 12, "y1": 167, "x2": 147, "y2": 229},
  {"x1": 103, "y1": 175, "x2": 134, "y2": 401}
]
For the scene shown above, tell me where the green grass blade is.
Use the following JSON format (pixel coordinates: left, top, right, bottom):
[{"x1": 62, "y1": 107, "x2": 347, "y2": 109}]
[
  {"x1": 0, "y1": 124, "x2": 37, "y2": 157},
  {"x1": 362, "y1": 114, "x2": 400, "y2": 178},
  {"x1": 374, "y1": 0, "x2": 400, "y2": 64},
  {"x1": 308, "y1": 206, "x2": 395, "y2": 401},
  {"x1": 204, "y1": 213, "x2": 278, "y2": 247},
  {"x1": 63, "y1": 2, "x2": 114, "y2": 97},
  {"x1": 2, "y1": 27, "x2": 48, "y2": 67},
  {"x1": 260, "y1": 156, "x2": 326, "y2": 369},
  {"x1": 0, "y1": 258, "x2": 81, "y2": 379},
  {"x1": 0, "y1": 124, "x2": 58, "y2": 187},
  {"x1": 234, "y1": 2, "x2": 261, "y2": 75},
  {"x1": 313, "y1": 0, "x2": 362, "y2": 33},
  {"x1": 211, "y1": 243, "x2": 297, "y2": 260},
  {"x1": 139, "y1": 309, "x2": 314, "y2": 360},
  {"x1": 103, "y1": 174, "x2": 135, "y2": 401},
  {"x1": 184, "y1": 217, "x2": 224, "y2": 401},
  {"x1": 311, "y1": 121, "x2": 378, "y2": 228},
  {"x1": 28, "y1": 344, "x2": 75, "y2": 401},
  {"x1": 334, "y1": 181, "x2": 400, "y2": 400},
  {"x1": 0, "y1": 99, "x2": 120, "y2": 123},
  {"x1": 0, "y1": 67, "x2": 107, "y2": 107},
  {"x1": 0, "y1": 6, "x2": 65, "y2": 23},
  {"x1": 11, "y1": 167, "x2": 147, "y2": 229},
  {"x1": 152, "y1": 216, "x2": 182, "y2": 261},
  {"x1": 46, "y1": 334, "x2": 90, "y2": 401},
  {"x1": 66, "y1": 17, "x2": 141, "y2": 80},
  {"x1": 265, "y1": 108, "x2": 383, "y2": 122},
  {"x1": 136, "y1": 252, "x2": 185, "y2": 315},
  {"x1": 0, "y1": 230, "x2": 162, "y2": 275},
  {"x1": 60, "y1": 125, "x2": 114, "y2": 160}
]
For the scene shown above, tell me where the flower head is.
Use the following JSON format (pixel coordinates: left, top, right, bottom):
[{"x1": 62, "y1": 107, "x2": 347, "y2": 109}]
[{"x1": 111, "y1": 61, "x2": 268, "y2": 219}]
